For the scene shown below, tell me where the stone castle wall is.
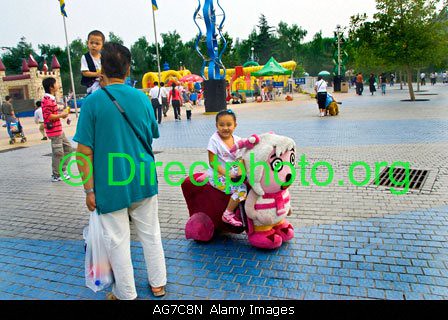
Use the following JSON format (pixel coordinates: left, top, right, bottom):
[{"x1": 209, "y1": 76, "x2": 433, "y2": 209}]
[{"x1": 0, "y1": 67, "x2": 63, "y2": 103}]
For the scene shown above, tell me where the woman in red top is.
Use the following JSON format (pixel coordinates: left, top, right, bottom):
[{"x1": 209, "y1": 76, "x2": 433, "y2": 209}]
[{"x1": 168, "y1": 83, "x2": 183, "y2": 121}]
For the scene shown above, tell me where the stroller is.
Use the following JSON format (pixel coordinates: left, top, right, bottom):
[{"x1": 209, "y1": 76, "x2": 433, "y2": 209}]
[{"x1": 9, "y1": 118, "x2": 27, "y2": 144}]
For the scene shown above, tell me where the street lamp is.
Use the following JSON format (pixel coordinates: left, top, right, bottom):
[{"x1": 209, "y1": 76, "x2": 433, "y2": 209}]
[
  {"x1": 336, "y1": 25, "x2": 342, "y2": 77},
  {"x1": 251, "y1": 47, "x2": 254, "y2": 61}
]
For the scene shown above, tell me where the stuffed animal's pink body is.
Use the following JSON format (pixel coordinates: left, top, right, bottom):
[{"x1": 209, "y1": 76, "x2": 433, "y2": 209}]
[{"x1": 237, "y1": 133, "x2": 295, "y2": 249}]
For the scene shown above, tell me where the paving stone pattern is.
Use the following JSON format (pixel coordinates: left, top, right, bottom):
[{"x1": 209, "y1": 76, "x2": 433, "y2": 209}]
[{"x1": 0, "y1": 85, "x2": 447, "y2": 300}]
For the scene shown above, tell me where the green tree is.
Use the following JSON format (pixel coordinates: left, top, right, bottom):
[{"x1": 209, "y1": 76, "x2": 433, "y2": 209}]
[
  {"x1": 254, "y1": 14, "x2": 278, "y2": 64},
  {"x1": 219, "y1": 32, "x2": 239, "y2": 70},
  {"x1": 299, "y1": 32, "x2": 334, "y2": 76},
  {"x1": 160, "y1": 31, "x2": 184, "y2": 70},
  {"x1": 181, "y1": 37, "x2": 204, "y2": 75},
  {"x1": 130, "y1": 36, "x2": 156, "y2": 87},
  {"x1": 235, "y1": 29, "x2": 258, "y2": 65},
  {"x1": 108, "y1": 32, "x2": 124, "y2": 45},
  {"x1": 1, "y1": 37, "x2": 36, "y2": 75},
  {"x1": 350, "y1": 0, "x2": 448, "y2": 100},
  {"x1": 276, "y1": 21, "x2": 307, "y2": 62}
]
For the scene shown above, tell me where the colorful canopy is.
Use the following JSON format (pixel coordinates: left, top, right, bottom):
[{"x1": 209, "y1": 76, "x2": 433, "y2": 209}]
[{"x1": 251, "y1": 57, "x2": 292, "y2": 77}]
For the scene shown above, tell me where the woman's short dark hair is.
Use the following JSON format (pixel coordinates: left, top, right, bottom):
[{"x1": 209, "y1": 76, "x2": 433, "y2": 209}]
[
  {"x1": 317, "y1": 76, "x2": 323, "y2": 81},
  {"x1": 42, "y1": 77, "x2": 57, "y2": 94},
  {"x1": 101, "y1": 42, "x2": 131, "y2": 79},
  {"x1": 216, "y1": 109, "x2": 236, "y2": 123}
]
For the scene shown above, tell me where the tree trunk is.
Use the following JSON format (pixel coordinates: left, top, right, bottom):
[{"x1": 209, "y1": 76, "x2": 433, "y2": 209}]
[
  {"x1": 399, "y1": 70, "x2": 403, "y2": 90},
  {"x1": 407, "y1": 67, "x2": 415, "y2": 101},
  {"x1": 416, "y1": 69, "x2": 420, "y2": 92}
]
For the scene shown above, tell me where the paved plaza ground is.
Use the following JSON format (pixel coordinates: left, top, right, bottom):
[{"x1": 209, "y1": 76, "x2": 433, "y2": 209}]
[{"x1": 0, "y1": 84, "x2": 447, "y2": 300}]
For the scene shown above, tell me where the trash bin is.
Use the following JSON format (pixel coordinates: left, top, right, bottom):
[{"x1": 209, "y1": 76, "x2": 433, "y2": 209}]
[
  {"x1": 341, "y1": 81, "x2": 349, "y2": 93},
  {"x1": 333, "y1": 75, "x2": 342, "y2": 92}
]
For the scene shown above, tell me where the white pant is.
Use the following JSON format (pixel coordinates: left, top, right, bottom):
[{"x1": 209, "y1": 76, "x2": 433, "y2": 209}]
[{"x1": 99, "y1": 196, "x2": 166, "y2": 300}]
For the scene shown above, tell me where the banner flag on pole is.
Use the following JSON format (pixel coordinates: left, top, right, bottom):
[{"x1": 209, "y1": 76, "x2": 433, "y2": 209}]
[
  {"x1": 151, "y1": 0, "x2": 158, "y2": 11},
  {"x1": 59, "y1": 0, "x2": 67, "y2": 17}
]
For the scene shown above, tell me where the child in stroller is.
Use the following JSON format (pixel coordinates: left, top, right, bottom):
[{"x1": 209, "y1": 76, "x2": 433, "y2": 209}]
[{"x1": 8, "y1": 118, "x2": 27, "y2": 144}]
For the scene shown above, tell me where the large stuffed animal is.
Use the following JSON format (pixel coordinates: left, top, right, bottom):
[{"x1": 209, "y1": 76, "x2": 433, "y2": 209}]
[
  {"x1": 182, "y1": 133, "x2": 296, "y2": 250},
  {"x1": 230, "y1": 133, "x2": 296, "y2": 249}
]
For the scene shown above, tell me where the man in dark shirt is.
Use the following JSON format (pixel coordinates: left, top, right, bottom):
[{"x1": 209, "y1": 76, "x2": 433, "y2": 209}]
[{"x1": 1, "y1": 96, "x2": 16, "y2": 139}]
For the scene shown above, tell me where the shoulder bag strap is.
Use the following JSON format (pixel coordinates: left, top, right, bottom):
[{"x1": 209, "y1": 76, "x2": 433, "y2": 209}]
[
  {"x1": 102, "y1": 87, "x2": 155, "y2": 160},
  {"x1": 317, "y1": 80, "x2": 323, "y2": 92}
]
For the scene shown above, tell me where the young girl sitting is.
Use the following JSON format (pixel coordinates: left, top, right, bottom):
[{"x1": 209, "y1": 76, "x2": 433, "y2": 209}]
[{"x1": 207, "y1": 109, "x2": 247, "y2": 227}]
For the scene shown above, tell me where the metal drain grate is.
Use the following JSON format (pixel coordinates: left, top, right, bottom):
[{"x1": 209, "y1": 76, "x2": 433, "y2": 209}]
[{"x1": 374, "y1": 167, "x2": 429, "y2": 191}]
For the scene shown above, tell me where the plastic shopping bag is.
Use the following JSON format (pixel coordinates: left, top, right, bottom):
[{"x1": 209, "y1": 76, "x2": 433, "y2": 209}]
[{"x1": 84, "y1": 211, "x2": 114, "y2": 292}]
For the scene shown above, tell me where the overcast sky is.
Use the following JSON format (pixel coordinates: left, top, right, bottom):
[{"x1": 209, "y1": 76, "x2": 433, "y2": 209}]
[{"x1": 1, "y1": 0, "x2": 377, "y2": 51}]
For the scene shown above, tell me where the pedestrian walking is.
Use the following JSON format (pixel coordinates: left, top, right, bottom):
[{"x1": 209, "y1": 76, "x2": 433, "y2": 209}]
[
  {"x1": 149, "y1": 82, "x2": 162, "y2": 124},
  {"x1": 430, "y1": 72, "x2": 436, "y2": 85},
  {"x1": 369, "y1": 73, "x2": 376, "y2": 95},
  {"x1": 390, "y1": 73, "x2": 395, "y2": 86},
  {"x1": 1, "y1": 96, "x2": 16, "y2": 142},
  {"x1": 168, "y1": 83, "x2": 183, "y2": 121},
  {"x1": 356, "y1": 73, "x2": 364, "y2": 95},
  {"x1": 160, "y1": 82, "x2": 169, "y2": 117},
  {"x1": 380, "y1": 73, "x2": 387, "y2": 95},
  {"x1": 420, "y1": 72, "x2": 426, "y2": 86},
  {"x1": 34, "y1": 101, "x2": 47, "y2": 140},
  {"x1": 314, "y1": 76, "x2": 328, "y2": 117}
]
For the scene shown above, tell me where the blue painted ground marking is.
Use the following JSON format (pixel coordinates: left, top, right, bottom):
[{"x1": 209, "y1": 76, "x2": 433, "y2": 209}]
[{"x1": 0, "y1": 205, "x2": 447, "y2": 300}]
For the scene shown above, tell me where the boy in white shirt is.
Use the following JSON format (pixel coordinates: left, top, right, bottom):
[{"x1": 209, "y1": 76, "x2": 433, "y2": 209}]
[
  {"x1": 80, "y1": 30, "x2": 104, "y2": 94},
  {"x1": 34, "y1": 101, "x2": 47, "y2": 140}
]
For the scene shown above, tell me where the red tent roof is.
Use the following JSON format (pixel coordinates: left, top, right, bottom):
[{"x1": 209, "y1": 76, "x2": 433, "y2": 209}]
[
  {"x1": 51, "y1": 55, "x2": 60, "y2": 69},
  {"x1": 0, "y1": 59, "x2": 5, "y2": 72},
  {"x1": 22, "y1": 59, "x2": 29, "y2": 72},
  {"x1": 27, "y1": 54, "x2": 38, "y2": 68}
]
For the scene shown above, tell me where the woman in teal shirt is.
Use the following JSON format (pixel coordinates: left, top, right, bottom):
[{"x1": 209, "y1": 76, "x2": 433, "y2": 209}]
[{"x1": 74, "y1": 42, "x2": 166, "y2": 300}]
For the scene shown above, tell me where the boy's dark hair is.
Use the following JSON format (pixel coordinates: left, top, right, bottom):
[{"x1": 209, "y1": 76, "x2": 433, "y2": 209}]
[
  {"x1": 216, "y1": 109, "x2": 236, "y2": 123},
  {"x1": 160, "y1": 82, "x2": 164, "y2": 86},
  {"x1": 5, "y1": 95, "x2": 10, "y2": 101},
  {"x1": 87, "y1": 30, "x2": 105, "y2": 43},
  {"x1": 154, "y1": 81, "x2": 159, "y2": 86},
  {"x1": 42, "y1": 77, "x2": 57, "y2": 94},
  {"x1": 101, "y1": 42, "x2": 131, "y2": 79},
  {"x1": 35, "y1": 100, "x2": 41, "y2": 108}
]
